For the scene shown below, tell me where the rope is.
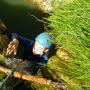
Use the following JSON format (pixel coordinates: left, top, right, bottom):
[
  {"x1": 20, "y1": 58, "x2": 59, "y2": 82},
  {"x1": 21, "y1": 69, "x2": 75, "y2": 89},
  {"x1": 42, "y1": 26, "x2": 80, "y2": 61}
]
[{"x1": 0, "y1": 68, "x2": 14, "y2": 90}]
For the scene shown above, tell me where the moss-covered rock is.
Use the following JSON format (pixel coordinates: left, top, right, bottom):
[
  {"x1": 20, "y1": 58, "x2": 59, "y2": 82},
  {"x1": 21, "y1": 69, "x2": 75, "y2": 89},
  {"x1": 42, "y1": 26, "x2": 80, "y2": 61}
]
[
  {"x1": 46, "y1": 0, "x2": 90, "y2": 90},
  {"x1": 0, "y1": 19, "x2": 9, "y2": 55}
]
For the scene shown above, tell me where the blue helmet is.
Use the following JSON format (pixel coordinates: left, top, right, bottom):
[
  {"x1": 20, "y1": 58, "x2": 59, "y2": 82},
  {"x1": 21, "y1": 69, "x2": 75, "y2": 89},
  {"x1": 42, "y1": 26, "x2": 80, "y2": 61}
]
[{"x1": 35, "y1": 33, "x2": 52, "y2": 48}]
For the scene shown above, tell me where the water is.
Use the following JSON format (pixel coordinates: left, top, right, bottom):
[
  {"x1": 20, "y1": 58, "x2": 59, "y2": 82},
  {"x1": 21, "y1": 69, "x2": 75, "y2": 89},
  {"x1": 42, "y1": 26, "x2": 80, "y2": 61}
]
[{"x1": 5, "y1": 58, "x2": 33, "y2": 73}]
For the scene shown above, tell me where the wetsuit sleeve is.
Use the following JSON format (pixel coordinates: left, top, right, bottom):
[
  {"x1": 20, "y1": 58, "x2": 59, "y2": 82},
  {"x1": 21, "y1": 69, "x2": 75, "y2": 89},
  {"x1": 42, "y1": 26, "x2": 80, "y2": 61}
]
[
  {"x1": 37, "y1": 55, "x2": 48, "y2": 67},
  {"x1": 11, "y1": 33, "x2": 33, "y2": 46}
]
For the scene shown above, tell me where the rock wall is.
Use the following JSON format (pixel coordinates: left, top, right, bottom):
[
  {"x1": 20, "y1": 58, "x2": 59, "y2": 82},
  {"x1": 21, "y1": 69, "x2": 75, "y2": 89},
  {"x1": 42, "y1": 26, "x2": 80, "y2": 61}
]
[{"x1": 0, "y1": 19, "x2": 9, "y2": 55}]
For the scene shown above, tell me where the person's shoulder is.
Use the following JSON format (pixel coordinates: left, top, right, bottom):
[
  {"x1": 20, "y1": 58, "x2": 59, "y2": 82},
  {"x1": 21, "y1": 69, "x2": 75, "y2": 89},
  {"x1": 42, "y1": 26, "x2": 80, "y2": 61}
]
[
  {"x1": 41, "y1": 54, "x2": 48, "y2": 61},
  {"x1": 28, "y1": 39, "x2": 34, "y2": 46}
]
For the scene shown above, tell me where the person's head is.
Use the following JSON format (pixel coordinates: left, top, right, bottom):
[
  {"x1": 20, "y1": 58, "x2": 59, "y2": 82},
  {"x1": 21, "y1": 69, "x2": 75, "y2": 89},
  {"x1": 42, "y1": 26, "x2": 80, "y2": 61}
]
[{"x1": 33, "y1": 33, "x2": 52, "y2": 55}]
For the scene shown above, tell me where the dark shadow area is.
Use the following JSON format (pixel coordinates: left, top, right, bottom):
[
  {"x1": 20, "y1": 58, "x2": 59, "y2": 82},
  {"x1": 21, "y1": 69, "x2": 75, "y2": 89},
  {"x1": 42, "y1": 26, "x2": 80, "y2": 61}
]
[
  {"x1": 48, "y1": 44, "x2": 57, "y2": 58},
  {"x1": 0, "y1": 0, "x2": 48, "y2": 40},
  {"x1": 41, "y1": 66, "x2": 66, "y2": 84},
  {"x1": 13, "y1": 81, "x2": 34, "y2": 90},
  {"x1": 40, "y1": 66, "x2": 58, "y2": 82}
]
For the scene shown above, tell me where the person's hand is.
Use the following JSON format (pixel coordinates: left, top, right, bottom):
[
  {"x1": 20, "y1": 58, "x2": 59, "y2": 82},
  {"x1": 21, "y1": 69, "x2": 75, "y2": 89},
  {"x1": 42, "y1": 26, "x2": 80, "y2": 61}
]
[{"x1": 6, "y1": 38, "x2": 19, "y2": 55}]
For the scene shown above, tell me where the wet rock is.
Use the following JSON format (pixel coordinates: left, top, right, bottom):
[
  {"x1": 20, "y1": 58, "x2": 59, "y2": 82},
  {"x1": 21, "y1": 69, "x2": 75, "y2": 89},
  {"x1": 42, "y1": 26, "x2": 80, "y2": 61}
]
[{"x1": 5, "y1": 58, "x2": 33, "y2": 73}]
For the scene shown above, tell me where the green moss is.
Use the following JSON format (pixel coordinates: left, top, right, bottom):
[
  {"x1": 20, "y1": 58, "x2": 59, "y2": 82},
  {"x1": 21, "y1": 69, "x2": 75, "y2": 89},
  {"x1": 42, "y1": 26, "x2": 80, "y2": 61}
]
[
  {"x1": 46, "y1": 0, "x2": 90, "y2": 90},
  {"x1": 30, "y1": 82, "x2": 54, "y2": 90}
]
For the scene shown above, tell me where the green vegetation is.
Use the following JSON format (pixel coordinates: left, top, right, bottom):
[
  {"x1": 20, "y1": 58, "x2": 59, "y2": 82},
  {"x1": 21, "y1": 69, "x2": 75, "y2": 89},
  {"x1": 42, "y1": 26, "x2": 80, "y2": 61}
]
[
  {"x1": 47, "y1": 0, "x2": 90, "y2": 89},
  {"x1": 0, "y1": 0, "x2": 90, "y2": 90}
]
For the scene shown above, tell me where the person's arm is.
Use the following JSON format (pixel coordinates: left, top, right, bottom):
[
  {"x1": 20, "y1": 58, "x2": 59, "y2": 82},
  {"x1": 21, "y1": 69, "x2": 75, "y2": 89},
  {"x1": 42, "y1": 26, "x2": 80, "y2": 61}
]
[
  {"x1": 6, "y1": 33, "x2": 33, "y2": 55},
  {"x1": 6, "y1": 38, "x2": 19, "y2": 55},
  {"x1": 11, "y1": 33, "x2": 33, "y2": 46}
]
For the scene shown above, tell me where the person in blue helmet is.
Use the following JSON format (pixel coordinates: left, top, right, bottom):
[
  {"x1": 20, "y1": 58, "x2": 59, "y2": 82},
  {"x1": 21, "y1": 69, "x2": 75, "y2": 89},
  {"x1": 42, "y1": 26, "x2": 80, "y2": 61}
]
[{"x1": 6, "y1": 32, "x2": 52, "y2": 75}]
